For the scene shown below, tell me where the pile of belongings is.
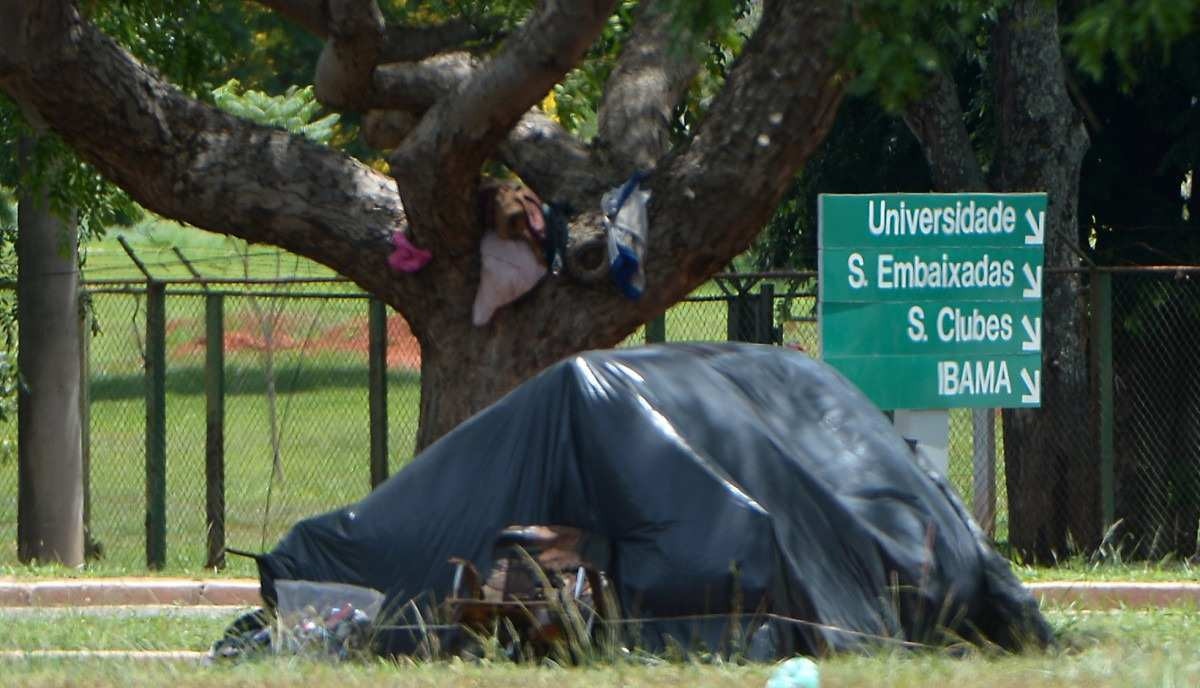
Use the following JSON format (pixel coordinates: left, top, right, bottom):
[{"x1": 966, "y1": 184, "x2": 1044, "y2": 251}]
[{"x1": 230, "y1": 343, "x2": 1053, "y2": 659}]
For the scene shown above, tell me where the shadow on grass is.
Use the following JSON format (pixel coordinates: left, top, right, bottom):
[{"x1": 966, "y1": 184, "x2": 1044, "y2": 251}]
[{"x1": 90, "y1": 365, "x2": 421, "y2": 401}]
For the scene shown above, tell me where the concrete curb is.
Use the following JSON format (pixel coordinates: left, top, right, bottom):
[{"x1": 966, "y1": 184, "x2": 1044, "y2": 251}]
[
  {"x1": 0, "y1": 579, "x2": 260, "y2": 607},
  {"x1": 1, "y1": 579, "x2": 1197, "y2": 610},
  {"x1": 1027, "y1": 582, "x2": 1200, "y2": 609}
]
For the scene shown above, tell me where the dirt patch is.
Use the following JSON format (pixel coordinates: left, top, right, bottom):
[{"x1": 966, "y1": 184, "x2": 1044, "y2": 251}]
[{"x1": 175, "y1": 314, "x2": 421, "y2": 369}]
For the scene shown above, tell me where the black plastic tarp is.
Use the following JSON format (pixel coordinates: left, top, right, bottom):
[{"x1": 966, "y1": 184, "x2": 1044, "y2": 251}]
[{"x1": 254, "y1": 343, "x2": 1051, "y2": 656}]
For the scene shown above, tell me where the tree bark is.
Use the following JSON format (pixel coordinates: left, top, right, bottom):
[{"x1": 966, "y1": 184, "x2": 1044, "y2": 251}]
[
  {"x1": 595, "y1": 0, "x2": 703, "y2": 178},
  {"x1": 16, "y1": 137, "x2": 85, "y2": 566},
  {"x1": 901, "y1": 69, "x2": 985, "y2": 192},
  {"x1": 991, "y1": 0, "x2": 1093, "y2": 563}
]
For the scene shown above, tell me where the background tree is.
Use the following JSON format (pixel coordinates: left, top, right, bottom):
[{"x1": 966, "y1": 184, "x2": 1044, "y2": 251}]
[
  {"x1": 0, "y1": 0, "x2": 249, "y2": 564},
  {"x1": 749, "y1": 0, "x2": 1200, "y2": 562},
  {"x1": 1078, "y1": 15, "x2": 1200, "y2": 560}
]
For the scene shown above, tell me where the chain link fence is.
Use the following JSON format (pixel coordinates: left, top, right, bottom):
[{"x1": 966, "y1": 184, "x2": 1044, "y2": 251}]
[
  {"x1": 71, "y1": 281, "x2": 418, "y2": 574},
  {"x1": 1, "y1": 267, "x2": 1197, "y2": 570},
  {"x1": 1109, "y1": 269, "x2": 1200, "y2": 560}
]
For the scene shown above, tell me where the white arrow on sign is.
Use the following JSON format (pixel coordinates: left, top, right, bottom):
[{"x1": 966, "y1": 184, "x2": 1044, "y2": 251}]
[
  {"x1": 1022, "y1": 264, "x2": 1043, "y2": 299},
  {"x1": 1024, "y1": 208, "x2": 1045, "y2": 246},
  {"x1": 1021, "y1": 315, "x2": 1042, "y2": 352},
  {"x1": 1021, "y1": 368, "x2": 1041, "y2": 404}
]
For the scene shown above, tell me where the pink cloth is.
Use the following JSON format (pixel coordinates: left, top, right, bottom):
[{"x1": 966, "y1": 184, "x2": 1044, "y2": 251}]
[{"x1": 388, "y1": 232, "x2": 432, "y2": 273}]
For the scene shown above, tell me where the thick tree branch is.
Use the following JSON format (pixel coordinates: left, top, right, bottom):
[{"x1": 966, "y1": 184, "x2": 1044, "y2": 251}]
[
  {"x1": 313, "y1": 0, "x2": 385, "y2": 110},
  {"x1": 458, "y1": 0, "x2": 849, "y2": 365},
  {"x1": 380, "y1": 20, "x2": 497, "y2": 64},
  {"x1": 389, "y1": 0, "x2": 617, "y2": 253},
  {"x1": 498, "y1": 111, "x2": 603, "y2": 210},
  {"x1": 0, "y1": 4, "x2": 432, "y2": 326},
  {"x1": 641, "y1": 0, "x2": 846, "y2": 307},
  {"x1": 0, "y1": 0, "x2": 77, "y2": 81},
  {"x1": 367, "y1": 50, "x2": 598, "y2": 207},
  {"x1": 902, "y1": 69, "x2": 986, "y2": 192},
  {"x1": 595, "y1": 0, "x2": 703, "y2": 179},
  {"x1": 369, "y1": 52, "x2": 477, "y2": 111},
  {"x1": 252, "y1": 1, "x2": 497, "y2": 64}
]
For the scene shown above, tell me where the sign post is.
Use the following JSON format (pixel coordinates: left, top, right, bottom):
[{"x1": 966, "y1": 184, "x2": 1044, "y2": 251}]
[{"x1": 818, "y1": 193, "x2": 1046, "y2": 477}]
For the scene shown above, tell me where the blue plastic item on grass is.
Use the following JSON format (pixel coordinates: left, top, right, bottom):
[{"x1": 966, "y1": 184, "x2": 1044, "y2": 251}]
[{"x1": 766, "y1": 657, "x2": 820, "y2": 688}]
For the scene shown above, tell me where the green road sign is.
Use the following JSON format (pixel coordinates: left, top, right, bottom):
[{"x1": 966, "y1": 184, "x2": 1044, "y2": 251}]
[
  {"x1": 819, "y1": 193, "x2": 1047, "y2": 249},
  {"x1": 819, "y1": 247, "x2": 1043, "y2": 303},
  {"x1": 825, "y1": 354, "x2": 1043, "y2": 409},
  {"x1": 822, "y1": 301, "x2": 1043, "y2": 357},
  {"x1": 818, "y1": 192, "x2": 1047, "y2": 410}
]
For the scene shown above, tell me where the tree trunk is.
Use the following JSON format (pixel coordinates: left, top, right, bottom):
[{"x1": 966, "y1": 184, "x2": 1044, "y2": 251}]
[
  {"x1": 412, "y1": 307, "x2": 611, "y2": 450},
  {"x1": 991, "y1": 0, "x2": 1094, "y2": 563},
  {"x1": 16, "y1": 137, "x2": 85, "y2": 566}
]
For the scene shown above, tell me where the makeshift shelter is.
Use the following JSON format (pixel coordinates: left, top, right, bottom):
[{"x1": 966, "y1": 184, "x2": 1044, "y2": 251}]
[{"x1": 251, "y1": 343, "x2": 1051, "y2": 657}]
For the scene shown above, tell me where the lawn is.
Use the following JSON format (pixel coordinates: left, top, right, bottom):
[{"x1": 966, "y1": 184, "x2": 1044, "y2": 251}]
[
  {"x1": 2, "y1": 608, "x2": 1200, "y2": 687},
  {"x1": 0, "y1": 222, "x2": 1007, "y2": 575}
]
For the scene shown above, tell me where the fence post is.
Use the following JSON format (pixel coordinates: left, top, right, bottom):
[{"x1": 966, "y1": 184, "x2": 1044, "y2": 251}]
[
  {"x1": 757, "y1": 283, "x2": 776, "y2": 344},
  {"x1": 79, "y1": 295, "x2": 99, "y2": 559},
  {"x1": 369, "y1": 299, "x2": 389, "y2": 489},
  {"x1": 144, "y1": 281, "x2": 167, "y2": 569},
  {"x1": 645, "y1": 315, "x2": 666, "y2": 344},
  {"x1": 205, "y1": 293, "x2": 225, "y2": 569},
  {"x1": 1090, "y1": 269, "x2": 1115, "y2": 530},
  {"x1": 727, "y1": 293, "x2": 744, "y2": 342},
  {"x1": 971, "y1": 409, "x2": 996, "y2": 537}
]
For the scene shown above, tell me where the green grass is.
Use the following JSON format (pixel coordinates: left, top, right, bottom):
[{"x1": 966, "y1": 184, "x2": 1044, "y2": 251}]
[
  {"x1": 86, "y1": 218, "x2": 340, "y2": 281},
  {"x1": 1, "y1": 608, "x2": 232, "y2": 651},
  {"x1": 1017, "y1": 558, "x2": 1200, "y2": 583},
  {"x1": 3, "y1": 609, "x2": 1200, "y2": 687}
]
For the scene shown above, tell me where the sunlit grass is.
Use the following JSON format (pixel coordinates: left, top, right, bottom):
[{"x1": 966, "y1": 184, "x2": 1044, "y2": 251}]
[{"x1": 2, "y1": 609, "x2": 1200, "y2": 688}]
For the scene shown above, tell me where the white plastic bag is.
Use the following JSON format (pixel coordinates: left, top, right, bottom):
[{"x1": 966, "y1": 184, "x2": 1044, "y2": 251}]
[
  {"x1": 273, "y1": 580, "x2": 384, "y2": 658},
  {"x1": 602, "y1": 176, "x2": 650, "y2": 300}
]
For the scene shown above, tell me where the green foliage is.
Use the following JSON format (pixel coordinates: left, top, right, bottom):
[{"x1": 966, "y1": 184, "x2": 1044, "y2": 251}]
[
  {"x1": 550, "y1": 2, "x2": 638, "y2": 139},
  {"x1": 0, "y1": 108, "x2": 142, "y2": 242},
  {"x1": 0, "y1": 186, "x2": 14, "y2": 230},
  {"x1": 0, "y1": 1, "x2": 255, "y2": 243},
  {"x1": 87, "y1": 0, "x2": 248, "y2": 96},
  {"x1": 380, "y1": 0, "x2": 533, "y2": 29},
  {"x1": 211, "y1": 80, "x2": 340, "y2": 144},
  {"x1": 672, "y1": 2, "x2": 758, "y2": 143},
  {"x1": 663, "y1": 0, "x2": 747, "y2": 41},
  {"x1": 839, "y1": 0, "x2": 1000, "y2": 112},
  {"x1": 750, "y1": 95, "x2": 931, "y2": 270},
  {"x1": 1066, "y1": 0, "x2": 1200, "y2": 86},
  {"x1": 209, "y1": 79, "x2": 340, "y2": 273},
  {"x1": 550, "y1": 0, "x2": 757, "y2": 143}
]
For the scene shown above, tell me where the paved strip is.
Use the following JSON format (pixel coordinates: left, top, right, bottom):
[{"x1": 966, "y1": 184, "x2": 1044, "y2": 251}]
[
  {"x1": 0, "y1": 650, "x2": 209, "y2": 662},
  {"x1": 1028, "y1": 582, "x2": 1200, "y2": 609},
  {"x1": 2, "y1": 579, "x2": 1198, "y2": 609},
  {"x1": 0, "y1": 579, "x2": 260, "y2": 607}
]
